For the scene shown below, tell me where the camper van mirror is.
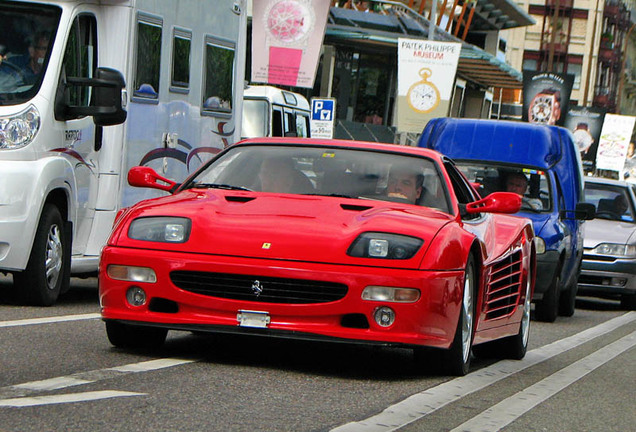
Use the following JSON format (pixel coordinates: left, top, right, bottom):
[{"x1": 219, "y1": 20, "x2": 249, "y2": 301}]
[{"x1": 59, "y1": 67, "x2": 127, "y2": 126}]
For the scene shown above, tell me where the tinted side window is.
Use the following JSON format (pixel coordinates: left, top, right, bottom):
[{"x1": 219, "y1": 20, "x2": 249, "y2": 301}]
[
  {"x1": 62, "y1": 14, "x2": 97, "y2": 107},
  {"x1": 171, "y1": 28, "x2": 191, "y2": 92},
  {"x1": 134, "y1": 15, "x2": 162, "y2": 100},
  {"x1": 202, "y1": 37, "x2": 235, "y2": 114}
]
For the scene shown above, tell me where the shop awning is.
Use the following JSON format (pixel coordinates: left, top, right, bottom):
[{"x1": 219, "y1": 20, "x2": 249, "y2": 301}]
[
  {"x1": 457, "y1": 44, "x2": 523, "y2": 89},
  {"x1": 325, "y1": 24, "x2": 524, "y2": 89}
]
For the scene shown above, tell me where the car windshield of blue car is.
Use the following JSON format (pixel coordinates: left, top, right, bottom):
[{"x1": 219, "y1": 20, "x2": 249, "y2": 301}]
[
  {"x1": 585, "y1": 183, "x2": 635, "y2": 222},
  {"x1": 455, "y1": 162, "x2": 551, "y2": 213},
  {"x1": 0, "y1": 3, "x2": 60, "y2": 105},
  {"x1": 185, "y1": 144, "x2": 451, "y2": 213}
]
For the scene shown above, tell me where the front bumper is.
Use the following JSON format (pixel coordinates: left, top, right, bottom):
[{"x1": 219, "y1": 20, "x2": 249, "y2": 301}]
[
  {"x1": 577, "y1": 254, "x2": 636, "y2": 297},
  {"x1": 532, "y1": 250, "x2": 560, "y2": 299},
  {"x1": 99, "y1": 246, "x2": 465, "y2": 349}
]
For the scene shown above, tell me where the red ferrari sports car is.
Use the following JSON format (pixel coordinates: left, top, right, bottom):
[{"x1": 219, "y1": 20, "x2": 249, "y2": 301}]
[{"x1": 99, "y1": 138, "x2": 536, "y2": 375}]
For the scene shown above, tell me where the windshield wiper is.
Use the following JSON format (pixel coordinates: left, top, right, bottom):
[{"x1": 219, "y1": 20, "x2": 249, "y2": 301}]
[{"x1": 190, "y1": 183, "x2": 252, "y2": 191}]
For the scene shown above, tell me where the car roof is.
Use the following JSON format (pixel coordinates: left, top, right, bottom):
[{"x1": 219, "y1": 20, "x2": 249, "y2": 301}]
[
  {"x1": 419, "y1": 118, "x2": 568, "y2": 169},
  {"x1": 235, "y1": 137, "x2": 446, "y2": 161},
  {"x1": 584, "y1": 176, "x2": 634, "y2": 187}
]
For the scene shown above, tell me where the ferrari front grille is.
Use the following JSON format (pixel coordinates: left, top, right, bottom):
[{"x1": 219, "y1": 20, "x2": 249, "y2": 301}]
[
  {"x1": 484, "y1": 251, "x2": 523, "y2": 320},
  {"x1": 170, "y1": 271, "x2": 348, "y2": 304}
]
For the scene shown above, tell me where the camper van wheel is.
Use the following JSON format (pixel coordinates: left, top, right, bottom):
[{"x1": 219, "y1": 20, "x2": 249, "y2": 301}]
[
  {"x1": 13, "y1": 204, "x2": 66, "y2": 306},
  {"x1": 535, "y1": 274, "x2": 560, "y2": 323}
]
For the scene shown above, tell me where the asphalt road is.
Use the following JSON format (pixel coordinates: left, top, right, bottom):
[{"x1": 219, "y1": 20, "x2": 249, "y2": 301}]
[{"x1": 0, "y1": 275, "x2": 634, "y2": 432}]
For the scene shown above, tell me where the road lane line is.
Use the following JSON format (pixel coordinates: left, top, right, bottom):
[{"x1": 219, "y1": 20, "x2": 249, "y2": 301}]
[
  {"x1": 451, "y1": 331, "x2": 636, "y2": 432},
  {"x1": 0, "y1": 358, "x2": 198, "y2": 400},
  {"x1": 0, "y1": 391, "x2": 145, "y2": 407},
  {"x1": 0, "y1": 313, "x2": 101, "y2": 328},
  {"x1": 331, "y1": 312, "x2": 635, "y2": 432}
]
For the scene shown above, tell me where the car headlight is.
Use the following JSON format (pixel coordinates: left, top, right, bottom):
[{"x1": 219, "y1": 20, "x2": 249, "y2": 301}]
[
  {"x1": 534, "y1": 236, "x2": 546, "y2": 254},
  {"x1": 0, "y1": 105, "x2": 41, "y2": 149},
  {"x1": 347, "y1": 232, "x2": 423, "y2": 259},
  {"x1": 592, "y1": 243, "x2": 636, "y2": 258},
  {"x1": 128, "y1": 217, "x2": 191, "y2": 243}
]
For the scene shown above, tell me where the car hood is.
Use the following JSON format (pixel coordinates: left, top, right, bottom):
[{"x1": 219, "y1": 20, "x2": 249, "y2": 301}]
[
  {"x1": 113, "y1": 190, "x2": 455, "y2": 269},
  {"x1": 583, "y1": 218, "x2": 636, "y2": 248}
]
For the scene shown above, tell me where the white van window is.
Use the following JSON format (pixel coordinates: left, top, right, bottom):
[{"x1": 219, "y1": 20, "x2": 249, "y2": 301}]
[
  {"x1": 134, "y1": 15, "x2": 162, "y2": 100},
  {"x1": 62, "y1": 14, "x2": 97, "y2": 108},
  {"x1": 242, "y1": 99, "x2": 268, "y2": 138},
  {"x1": 0, "y1": 3, "x2": 60, "y2": 105},
  {"x1": 296, "y1": 113, "x2": 309, "y2": 137},
  {"x1": 202, "y1": 36, "x2": 235, "y2": 114},
  {"x1": 171, "y1": 28, "x2": 191, "y2": 92}
]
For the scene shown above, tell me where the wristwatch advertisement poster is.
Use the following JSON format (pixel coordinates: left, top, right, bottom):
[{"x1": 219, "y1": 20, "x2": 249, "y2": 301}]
[
  {"x1": 396, "y1": 38, "x2": 461, "y2": 133},
  {"x1": 522, "y1": 71, "x2": 574, "y2": 127}
]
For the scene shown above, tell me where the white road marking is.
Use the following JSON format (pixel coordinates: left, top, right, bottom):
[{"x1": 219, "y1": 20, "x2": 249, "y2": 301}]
[
  {"x1": 13, "y1": 377, "x2": 93, "y2": 392},
  {"x1": 0, "y1": 313, "x2": 101, "y2": 328},
  {"x1": 0, "y1": 358, "x2": 198, "y2": 402},
  {"x1": 331, "y1": 312, "x2": 635, "y2": 432},
  {"x1": 451, "y1": 331, "x2": 636, "y2": 432},
  {"x1": 0, "y1": 391, "x2": 145, "y2": 407}
]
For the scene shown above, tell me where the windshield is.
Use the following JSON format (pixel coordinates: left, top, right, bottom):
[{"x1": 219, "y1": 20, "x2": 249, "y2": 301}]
[
  {"x1": 0, "y1": 2, "x2": 60, "y2": 105},
  {"x1": 585, "y1": 182, "x2": 634, "y2": 222},
  {"x1": 184, "y1": 144, "x2": 451, "y2": 213},
  {"x1": 455, "y1": 162, "x2": 551, "y2": 212}
]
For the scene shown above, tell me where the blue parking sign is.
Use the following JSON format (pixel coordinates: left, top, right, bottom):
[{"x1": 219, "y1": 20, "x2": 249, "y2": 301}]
[{"x1": 312, "y1": 99, "x2": 334, "y2": 121}]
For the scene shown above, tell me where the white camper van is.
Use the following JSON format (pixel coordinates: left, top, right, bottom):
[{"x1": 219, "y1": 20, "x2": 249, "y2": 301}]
[
  {"x1": 0, "y1": 0, "x2": 247, "y2": 305},
  {"x1": 241, "y1": 85, "x2": 310, "y2": 139}
]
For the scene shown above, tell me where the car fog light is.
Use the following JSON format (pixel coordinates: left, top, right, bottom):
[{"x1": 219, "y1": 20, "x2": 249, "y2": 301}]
[
  {"x1": 374, "y1": 306, "x2": 395, "y2": 327},
  {"x1": 611, "y1": 278, "x2": 628, "y2": 287},
  {"x1": 126, "y1": 286, "x2": 147, "y2": 307}
]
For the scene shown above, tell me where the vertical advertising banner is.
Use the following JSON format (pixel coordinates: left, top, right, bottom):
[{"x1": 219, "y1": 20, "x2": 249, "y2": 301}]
[
  {"x1": 397, "y1": 38, "x2": 461, "y2": 133},
  {"x1": 522, "y1": 72, "x2": 574, "y2": 126},
  {"x1": 563, "y1": 106, "x2": 606, "y2": 173},
  {"x1": 251, "y1": 0, "x2": 330, "y2": 88},
  {"x1": 595, "y1": 114, "x2": 636, "y2": 172}
]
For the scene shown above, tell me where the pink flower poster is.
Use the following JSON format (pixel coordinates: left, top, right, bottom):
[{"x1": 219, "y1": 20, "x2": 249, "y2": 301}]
[{"x1": 251, "y1": 0, "x2": 330, "y2": 88}]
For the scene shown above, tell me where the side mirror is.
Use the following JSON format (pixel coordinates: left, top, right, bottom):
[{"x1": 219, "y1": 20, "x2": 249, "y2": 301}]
[
  {"x1": 128, "y1": 166, "x2": 177, "y2": 193},
  {"x1": 464, "y1": 192, "x2": 522, "y2": 214},
  {"x1": 560, "y1": 202, "x2": 596, "y2": 220},
  {"x1": 55, "y1": 67, "x2": 127, "y2": 126}
]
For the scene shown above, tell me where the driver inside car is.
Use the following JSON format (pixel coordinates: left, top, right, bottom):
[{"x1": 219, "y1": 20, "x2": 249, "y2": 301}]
[{"x1": 386, "y1": 165, "x2": 424, "y2": 204}]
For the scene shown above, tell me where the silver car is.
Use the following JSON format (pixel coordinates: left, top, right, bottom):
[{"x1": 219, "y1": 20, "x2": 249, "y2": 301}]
[{"x1": 578, "y1": 177, "x2": 636, "y2": 309}]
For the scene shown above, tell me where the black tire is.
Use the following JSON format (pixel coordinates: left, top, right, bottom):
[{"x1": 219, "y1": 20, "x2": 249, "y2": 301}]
[
  {"x1": 534, "y1": 273, "x2": 560, "y2": 323},
  {"x1": 106, "y1": 321, "x2": 168, "y2": 350},
  {"x1": 620, "y1": 294, "x2": 636, "y2": 310},
  {"x1": 13, "y1": 204, "x2": 68, "y2": 306},
  {"x1": 442, "y1": 255, "x2": 476, "y2": 376},
  {"x1": 559, "y1": 280, "x2": 578, "y2": 317}
]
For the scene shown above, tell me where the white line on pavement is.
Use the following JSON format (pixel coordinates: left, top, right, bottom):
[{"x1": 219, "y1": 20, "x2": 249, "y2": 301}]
[
  {"x1": 0, "y1": 391, "x2": 145, "y2": 407},
  {"x1": 331, "y1": 312, "x2": 636, "y2": 432},
  {"x1": 0, "y1": 313, "x2": 101, "y2": 328},
  {"x1": 451, "y1": 331, "x2": 636, "y2": 432},
  {"x1": 0, "y1": 358, "x2": 198, "y2": 400}
]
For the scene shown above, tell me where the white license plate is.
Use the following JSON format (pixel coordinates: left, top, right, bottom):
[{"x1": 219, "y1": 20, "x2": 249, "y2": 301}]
[{"x1": 237, "y1": 310, "x2": 270, "y2": 328}]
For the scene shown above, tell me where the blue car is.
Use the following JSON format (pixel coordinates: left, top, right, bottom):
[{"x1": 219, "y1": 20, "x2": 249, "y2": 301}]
[{"x1": 418, "y1": 118, "x2": 594, "y2": 322}]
